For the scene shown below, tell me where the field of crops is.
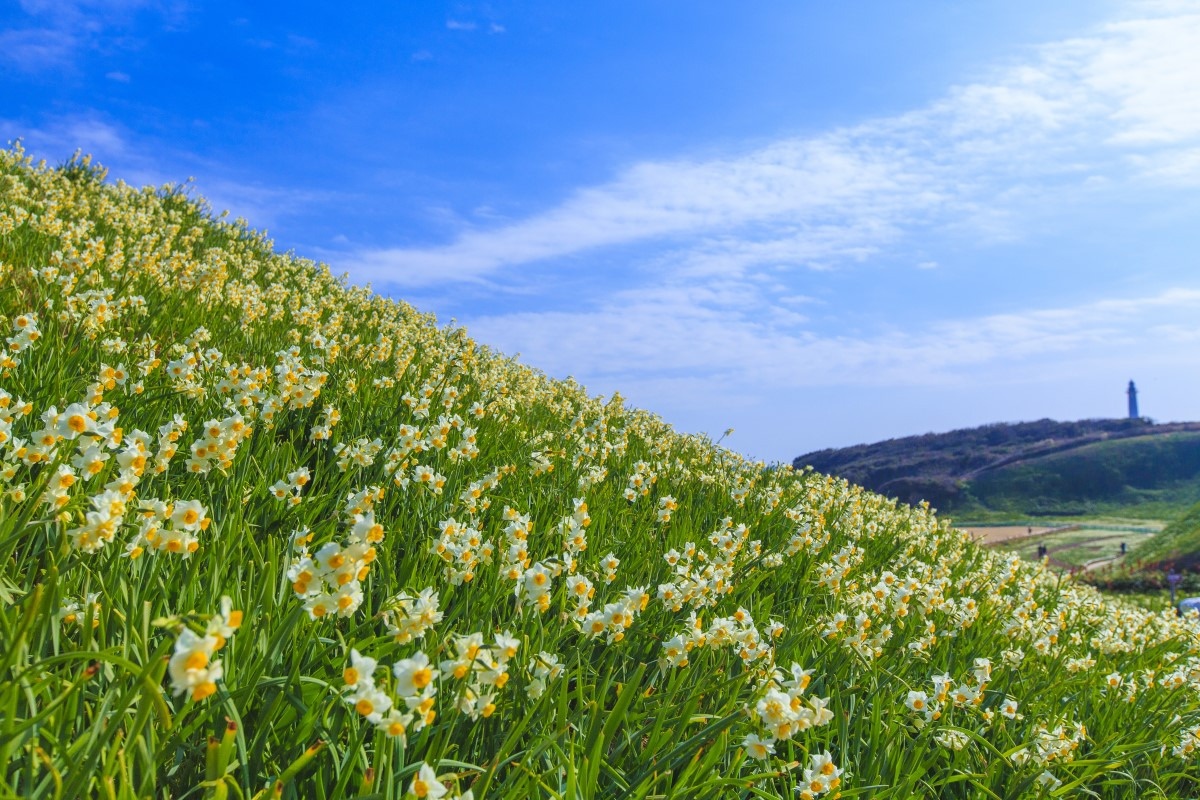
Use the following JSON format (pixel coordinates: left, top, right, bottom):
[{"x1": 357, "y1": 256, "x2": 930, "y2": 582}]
[{"x1": 2, "y1": 145, "x2": 1200, "y2": 799}]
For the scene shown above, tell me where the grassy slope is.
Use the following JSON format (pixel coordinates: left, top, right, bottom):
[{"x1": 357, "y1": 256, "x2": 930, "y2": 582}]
[
  {"x1": 963, "y1": 433, "x2": 1200, "y2": 518},
  {"x1": 1132, "y1": 502, "x2": 1200, "y2": 569},
  {"x1": 3, "y1": 149, "x2": 1200, "y2": 799},
  {"x1": 1082, "y1": 503, "x2": 1200, "y2": 594}
]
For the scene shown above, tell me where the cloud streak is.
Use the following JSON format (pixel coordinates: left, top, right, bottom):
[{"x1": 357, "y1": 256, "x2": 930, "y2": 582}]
[
  {"x1": 465, "y1": 286, "x2": 1200, "y2": 392},
  {"x1": 0, "y1": 113, "x2": 339, "y2": 232},
  {"x1": 343, "y1": 2, "x2": 1200, "y2": 288},
  {"x1": 0, "y1": 0, "x2": 184, "y2": 71}
]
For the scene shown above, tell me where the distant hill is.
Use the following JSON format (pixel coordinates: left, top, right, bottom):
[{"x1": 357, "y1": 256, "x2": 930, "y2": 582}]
[{"x1": 794, "y1": 418, "x2": 1200, "y2": 517}]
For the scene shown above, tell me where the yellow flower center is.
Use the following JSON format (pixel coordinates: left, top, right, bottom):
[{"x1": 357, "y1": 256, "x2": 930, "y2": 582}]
[
  {"x1": 192, "y1": 681, "x2": 217, "y2": 701},
  {"x1": 184, "y1": 650, "x2": 209, "y2": 671}
]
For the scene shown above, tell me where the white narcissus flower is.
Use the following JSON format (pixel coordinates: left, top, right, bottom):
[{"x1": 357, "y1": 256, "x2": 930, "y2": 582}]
[
  {"x1": 170, "y1": 498, "x2": 208, "y2": 532},
  {"x1": 394, "y1": 651, "x2": 439, "y2": 698},
  {"x1": 343, "y1": 648, "x2": 378, "y2": 691},
  {"x1": 742, "y1": 733, "x2": 775, "y2": 760},
  {"x1": 409, "y1": 762, "x2": 447, "y2": 799},
  {"x1": 206, "y1": 595, "x2": 243, "y2": 648},
  {"x1": 348, "y1": 685, "x2": 392, "y2": 724},
  {"x1": 167, "y1": 628, "x2": 222, "y2": 701}
]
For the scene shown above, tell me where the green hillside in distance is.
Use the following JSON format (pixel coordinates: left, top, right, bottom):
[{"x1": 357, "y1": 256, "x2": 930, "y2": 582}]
[
  {"x1": 794, "y1": 418, "x2": 1200, "y2": 519},
  {"x1": 1082, "y1": 501, "x2": 1200, "y2": 595},
  {"x1": 1129, "y1": 501, "x2": 1200, "y2": 570}
]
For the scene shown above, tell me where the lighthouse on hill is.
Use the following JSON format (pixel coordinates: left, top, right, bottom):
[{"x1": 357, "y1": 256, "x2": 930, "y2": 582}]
[{"x1": 1128, "y1": 380, "x2": 1139, "y2": 419}]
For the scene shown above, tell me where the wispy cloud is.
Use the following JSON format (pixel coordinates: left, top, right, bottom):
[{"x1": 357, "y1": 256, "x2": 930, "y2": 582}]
[
  {"x1": 0, "y1": 113, "x2": 338, "y2": 231},
  {"x1": 1078, "y1": 13, "x2": 1200, "y2": 145},
  {"x1": 2, "y1": 115, "x2": 132, "y2": 164},
  {"x1": 345, "y1": 137, "x2": 920, "y2": 286},
  {"x1": 465, "y1": 286, "x2": 1200, "y2": 391},
  {"x1": 342, "y1": 2, "x2": 1200, "y2": 288},
  {"x1": 0, "y1": 27, "x2": 78, "y2": 70},
  {"x1": 1, "y1": 0, "x2": 185, "y2": 71}
]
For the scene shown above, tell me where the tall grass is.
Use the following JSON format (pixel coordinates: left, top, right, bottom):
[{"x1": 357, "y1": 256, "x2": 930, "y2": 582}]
[{"x1": 2, "y1": 145, "x2": 1200, "y2": 798}]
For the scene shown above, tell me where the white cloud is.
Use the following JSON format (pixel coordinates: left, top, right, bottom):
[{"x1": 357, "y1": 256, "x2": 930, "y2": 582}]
[
  {"x1": 1, "y1": 115, "x2": 132, "y2": 164},
  {"x1": 1079, "y1": 13, "x2": 1200, "y2": 144},
  {"x1": 465, "y1": 286, "x2": 1200, "y2": 391},
  {"x1": 2, "y1": 0, "x2": 184, "y2": 71},
  {"x1": 1128, "y1": 146, "x2": 1200, "y2": 186},
  {"x1": 0, "y1": 28, "x2": 78, "y2": 70},
  {"x1": 343, "y1": 137, "x2": 922, "y2": 286},
  {"x1": 0, "y1": 113, "x2": 337, "y2": 232},
  {"x1": 446, "y1": 20, "x2": 477, "y2": 31},
  {"x1": 342, "y1": 2, "x2": 1200, "y2": 289}
]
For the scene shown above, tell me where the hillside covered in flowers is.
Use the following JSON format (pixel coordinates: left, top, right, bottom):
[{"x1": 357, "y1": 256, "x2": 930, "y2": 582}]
[{"x1": 2, "y1": 145, "x2": 1199, "y2": 799}]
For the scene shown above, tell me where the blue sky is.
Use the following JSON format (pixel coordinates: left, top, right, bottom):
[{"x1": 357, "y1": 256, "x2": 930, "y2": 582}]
[{"x1": 4, "y1": 0, "x2": 1200, "y2": 463}]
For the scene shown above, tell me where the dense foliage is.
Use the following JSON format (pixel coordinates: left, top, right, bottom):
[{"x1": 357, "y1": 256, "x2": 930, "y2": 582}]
[{"x1": 3, "y1": 146, "x2": 1200, "y2": 799}]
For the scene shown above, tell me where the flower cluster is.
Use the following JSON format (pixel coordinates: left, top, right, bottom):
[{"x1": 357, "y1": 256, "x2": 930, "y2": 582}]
[
  {"x1": 167, "y1": 597, "x2": 243, "y2": 701},
  {"x1": 383, "y1": 587, "x2": 444, "y2": 644},
  {"x1": 287, "y1": 489, "x2": 387, "y2": 619},
  {"x1": 2, "y1": 312, "x2": 40, "y2": 372},
  {"x1": 269, "y1": 466, "x2": 310, "y2": 505},
  {"x1": 581, "y1": 585, "x2": 649, "y2": 643},
  {"x1": 185, "y1": 413, "x2": 252, "y2": 474},
  {"x1": 127, "y1": 497, "x2": 211, "y2": 558}
]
